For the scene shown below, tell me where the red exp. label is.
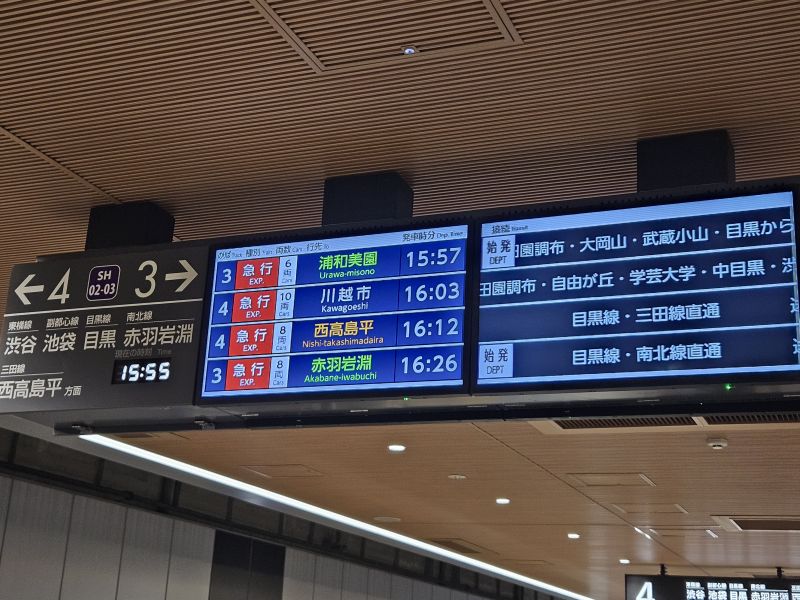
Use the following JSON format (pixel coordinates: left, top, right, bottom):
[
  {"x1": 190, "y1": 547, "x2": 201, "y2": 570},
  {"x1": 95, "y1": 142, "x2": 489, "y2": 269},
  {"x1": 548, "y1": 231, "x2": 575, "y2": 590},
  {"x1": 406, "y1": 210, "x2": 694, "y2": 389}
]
[
  {"x1": 228, "y1": 323, "x2": 274, "y2": 356},
  {"x1": 235, "y1": 258, "x2": 279, "y2": 290},
  {"x1": 225, "y1": 358, "x2": 271, "y2": 391},
  {"x1": 232, "y1": 290, "x2": 276, "y2": 322}
]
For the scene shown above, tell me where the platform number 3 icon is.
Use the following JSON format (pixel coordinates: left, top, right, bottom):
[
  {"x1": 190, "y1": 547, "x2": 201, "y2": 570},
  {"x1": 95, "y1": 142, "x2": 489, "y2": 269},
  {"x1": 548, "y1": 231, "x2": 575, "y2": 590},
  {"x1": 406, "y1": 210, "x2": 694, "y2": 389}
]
[
  {"x1": 135, "y1": 260, "x2": 158, "y2": 298},
  {"x1": 636, "y1": 581, "x2": 655, "y2": 600}
]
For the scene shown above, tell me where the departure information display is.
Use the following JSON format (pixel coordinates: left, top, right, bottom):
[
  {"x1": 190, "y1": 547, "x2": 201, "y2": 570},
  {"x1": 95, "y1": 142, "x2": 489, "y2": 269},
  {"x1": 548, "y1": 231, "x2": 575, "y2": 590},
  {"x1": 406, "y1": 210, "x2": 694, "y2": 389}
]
[
  {"x1": 201, "y1": 225, "x2": 468, "y2": 399},
  {"x1": 477, "y1": 191, "x2": 800, "y2": 387},
  {"x1": 626, "y1": 574, "x2": 800, "y2": 600}
]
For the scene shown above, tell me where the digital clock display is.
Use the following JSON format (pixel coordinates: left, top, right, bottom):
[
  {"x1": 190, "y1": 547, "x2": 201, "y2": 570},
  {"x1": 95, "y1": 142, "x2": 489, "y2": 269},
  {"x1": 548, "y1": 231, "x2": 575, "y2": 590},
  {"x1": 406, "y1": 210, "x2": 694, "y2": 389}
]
[
  {"x1": 112, "y1": 359, "x2": 171, "y2": 384},
  {"x1": 200, "y1": 225, "x2": 469, "y2": 399}
]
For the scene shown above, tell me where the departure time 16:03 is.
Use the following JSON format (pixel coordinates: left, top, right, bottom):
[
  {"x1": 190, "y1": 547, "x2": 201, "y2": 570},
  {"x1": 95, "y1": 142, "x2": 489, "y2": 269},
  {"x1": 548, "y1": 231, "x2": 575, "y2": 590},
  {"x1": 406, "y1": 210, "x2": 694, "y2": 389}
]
[{"x1": 403, "y1": 282, "x2": 460, "y2": 303}]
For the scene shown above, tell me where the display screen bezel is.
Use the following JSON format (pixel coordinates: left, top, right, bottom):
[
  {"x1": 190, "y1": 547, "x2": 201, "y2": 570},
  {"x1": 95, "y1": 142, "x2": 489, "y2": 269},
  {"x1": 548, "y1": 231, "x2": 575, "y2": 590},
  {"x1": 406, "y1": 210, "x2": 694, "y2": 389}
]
[
  {"x1": 470, "y1": 186, "x2": 800, "y2": 401},
  {"x1": 191, "y1": 184, "x2": 800, "y2": 423},
  {"x1": 195, "y1": 217, "x2": 476, "y2": 407}
]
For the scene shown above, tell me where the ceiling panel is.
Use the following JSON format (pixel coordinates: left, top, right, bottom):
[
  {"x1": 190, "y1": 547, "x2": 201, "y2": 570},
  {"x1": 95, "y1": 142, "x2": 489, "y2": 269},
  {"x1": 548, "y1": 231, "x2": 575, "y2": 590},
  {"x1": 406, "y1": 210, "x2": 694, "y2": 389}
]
[
  {"x1": 122, "y1": 419, "x2": 800, "y2": 598},
  {"x1": 268, "y1": 0, "x2": 514, "y2": 69}
]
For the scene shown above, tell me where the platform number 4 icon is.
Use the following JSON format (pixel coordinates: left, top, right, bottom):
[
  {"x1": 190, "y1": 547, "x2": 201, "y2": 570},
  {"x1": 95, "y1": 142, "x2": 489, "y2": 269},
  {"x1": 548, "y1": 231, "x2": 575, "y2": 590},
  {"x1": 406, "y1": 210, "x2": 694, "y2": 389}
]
[
  {"x1": 48, "y1": 269, "x2": 70, "y2": 304},
  {"x1": 636, "y1": 581, "x2": 655, "y2": 600}
]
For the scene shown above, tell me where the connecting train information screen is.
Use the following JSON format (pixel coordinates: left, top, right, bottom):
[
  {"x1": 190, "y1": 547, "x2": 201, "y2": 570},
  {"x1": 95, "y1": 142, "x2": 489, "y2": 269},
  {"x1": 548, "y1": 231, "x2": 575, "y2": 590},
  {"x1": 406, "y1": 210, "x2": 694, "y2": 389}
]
[
  {"x1": 201, "y1": 225, "x2": 468, "y2": 400},
  {"x1": 477, "y1": 191, "x2": 800, "y2": 388},
  {"x1": 626, "y1": 574, "x2": 800, "y2": 600}
]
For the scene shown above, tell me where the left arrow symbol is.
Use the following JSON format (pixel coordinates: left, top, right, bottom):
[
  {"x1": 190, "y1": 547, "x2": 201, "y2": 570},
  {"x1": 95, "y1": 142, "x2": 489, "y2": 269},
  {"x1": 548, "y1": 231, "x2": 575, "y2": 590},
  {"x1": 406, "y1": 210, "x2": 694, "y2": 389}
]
[
  {"x1": 165, "y1": 259, "x2": 198, "y2": 293},
  {"x1": 15, "y1": 274, "x2": 45, "y2": 305}
]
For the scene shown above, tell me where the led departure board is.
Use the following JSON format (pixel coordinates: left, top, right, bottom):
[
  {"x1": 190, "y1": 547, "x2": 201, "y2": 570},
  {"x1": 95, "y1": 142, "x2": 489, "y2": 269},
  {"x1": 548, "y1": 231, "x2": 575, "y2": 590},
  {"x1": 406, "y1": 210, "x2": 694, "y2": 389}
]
[
  {"x1": 477, "y1": 191, "x2": 800, "y2": 387},
  {"x1": 201, "y1": 225, "x2": 468, "y2": 400}
]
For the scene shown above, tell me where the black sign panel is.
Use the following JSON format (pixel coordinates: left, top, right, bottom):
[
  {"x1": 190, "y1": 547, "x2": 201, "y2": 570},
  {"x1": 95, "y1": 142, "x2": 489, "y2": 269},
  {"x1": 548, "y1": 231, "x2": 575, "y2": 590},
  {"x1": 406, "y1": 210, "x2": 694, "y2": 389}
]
[
  {"x1": 626, "y1": 575, "x2": 800, "y2": 600},
  {"x1": 0, "y1": 245, "x2": 208, "y2": 412}
]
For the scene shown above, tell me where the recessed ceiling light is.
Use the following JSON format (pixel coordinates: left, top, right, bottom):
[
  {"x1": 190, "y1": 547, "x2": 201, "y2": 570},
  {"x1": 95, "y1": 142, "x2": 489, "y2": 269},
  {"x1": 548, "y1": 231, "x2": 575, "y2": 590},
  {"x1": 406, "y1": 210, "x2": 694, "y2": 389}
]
[
  {"x1": 567, "y1": 533, "x2": 581, "y2": 540},
  {"x1": 448, "y1": 474, "x2": 467, "y2": 480},
  {"x1": 373, "y1": 516, "x2": 402, "y2": 523},
  {"x1": 496, "y1": 497, "x2": 511, "y2": 505},
  {"x1": 387, "y1": 444, "x2": 406, "y2": 453},
  {"x1": 706, "y1": 529, "x2": 719, "y2": 539},
  {"x1": 402, "y1": 45, "x2": 418, "y2": 56},
  {"x1": 619, "y1": 559, "x2": 630, "y2": 565}
]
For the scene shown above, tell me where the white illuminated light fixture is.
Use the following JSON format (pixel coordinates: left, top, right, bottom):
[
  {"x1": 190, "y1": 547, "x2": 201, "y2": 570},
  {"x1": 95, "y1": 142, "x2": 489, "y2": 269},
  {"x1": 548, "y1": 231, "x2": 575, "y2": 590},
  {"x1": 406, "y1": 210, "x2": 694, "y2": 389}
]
[
  {"x1": 619, "y1": 559, "x2": 631, "y2": 565},
  {"x1": 567, "y1": 532, "x2": 581, "y2": 540},
  {"x1": 633, "y1": 526, "x2": 653, "y2": 541},
  {"x1": 387, "y1": 444, "x2": 406, "y2": 453},
  {"x1": 495, "y1": 497, "x2": 511, "y2": 505},
  {"x1": 81, "y1": 435, "x2": 593, "y2": 600},
  {"x1": 706, "y1": 529, "x2": 719, "y2": 539}
]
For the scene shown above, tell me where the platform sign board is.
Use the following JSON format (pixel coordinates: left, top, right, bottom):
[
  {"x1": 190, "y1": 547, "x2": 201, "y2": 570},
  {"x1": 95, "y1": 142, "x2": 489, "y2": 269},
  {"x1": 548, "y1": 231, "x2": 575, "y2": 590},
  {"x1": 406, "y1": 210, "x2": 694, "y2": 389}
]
[
  {"x1": 0, "y1": 245, "x2": 208, "y2": 412},
  {"x1": 477, "y1": 190, "x2": 800, "y2": 389},
  {"x1": 626, "y1": 574, "x2": 800, "y2": 600},
  {"x1": 199, "y1": 225, "x2": 469, "y2": 401}
]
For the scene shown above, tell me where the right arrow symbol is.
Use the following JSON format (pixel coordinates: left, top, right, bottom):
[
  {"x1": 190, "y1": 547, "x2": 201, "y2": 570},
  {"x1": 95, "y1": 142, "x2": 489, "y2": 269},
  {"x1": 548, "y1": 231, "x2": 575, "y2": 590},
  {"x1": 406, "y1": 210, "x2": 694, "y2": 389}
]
[
  {"x1": 14, "y1": 274, "x2": 45, "y2": 305},
  {"x1": 165, "y1": 259, "x2": 198, "y2": 293}
]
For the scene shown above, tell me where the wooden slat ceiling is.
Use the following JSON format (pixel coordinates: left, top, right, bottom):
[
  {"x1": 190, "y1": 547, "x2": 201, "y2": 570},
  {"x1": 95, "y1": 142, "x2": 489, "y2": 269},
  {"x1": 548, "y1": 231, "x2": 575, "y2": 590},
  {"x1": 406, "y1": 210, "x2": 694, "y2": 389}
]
[
  {"x1": 3, "y1": 2, "x2": 800, "y2": 596},
  {"x1": 267, "y1": 0, "x2": 512, "y2": 68},
  {"x1": 125, "y1": 421, "x2": 800, "y2": 599}
]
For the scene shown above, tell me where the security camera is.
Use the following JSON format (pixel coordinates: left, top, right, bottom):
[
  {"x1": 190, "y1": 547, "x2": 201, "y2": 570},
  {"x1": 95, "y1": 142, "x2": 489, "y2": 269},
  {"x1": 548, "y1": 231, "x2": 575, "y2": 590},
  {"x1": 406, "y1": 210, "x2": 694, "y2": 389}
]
[{"x1": 706, "y1": 437, "x2": 728, "y2": 450}]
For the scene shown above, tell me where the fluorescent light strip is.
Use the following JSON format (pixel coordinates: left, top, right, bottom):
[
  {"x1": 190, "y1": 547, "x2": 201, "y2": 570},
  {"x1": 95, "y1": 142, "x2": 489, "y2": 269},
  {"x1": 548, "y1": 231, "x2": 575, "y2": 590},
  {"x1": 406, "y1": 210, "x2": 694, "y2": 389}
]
[{"x1": 82, "y1": 434, "x2": 593, "y2": 600}]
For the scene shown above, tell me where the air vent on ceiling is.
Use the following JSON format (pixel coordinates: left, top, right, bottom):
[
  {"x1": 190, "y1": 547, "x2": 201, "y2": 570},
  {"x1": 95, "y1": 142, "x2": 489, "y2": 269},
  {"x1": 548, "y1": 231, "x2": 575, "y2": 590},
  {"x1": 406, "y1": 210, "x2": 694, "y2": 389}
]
[
  {"x1": 569, "y1": 472, "x2": 656, "y2": 487},
  {"x1": 712, "y1": 515, "x2": 800, "y2": 532},
  {"x1": 534, "y1": 413, "x2": 800, "y2": 435},
  {"x1": 612, "y1": 503, "x2": 688, "y2": 515},
  {"x1": 733, "y1": 518, "x2": 800, "y2": 531},
  {"x1": 652, "y1": 528, "x2": 719, "y2": 538},
  {"x1": 241, "y1": 464, "x2": 323, "y2": 478},
  {"x1": 428, "y1": 538, "x2": 486, "y2": 555},
  {"x1": 507, "y1": 559, "x2": 551, "y2": 567},
  {"x1": 554, "y1": 416, "x2": 696, "y2": 429},
  {"x1": 703, "y1": 413, "x2": 800, "y2": 425}
]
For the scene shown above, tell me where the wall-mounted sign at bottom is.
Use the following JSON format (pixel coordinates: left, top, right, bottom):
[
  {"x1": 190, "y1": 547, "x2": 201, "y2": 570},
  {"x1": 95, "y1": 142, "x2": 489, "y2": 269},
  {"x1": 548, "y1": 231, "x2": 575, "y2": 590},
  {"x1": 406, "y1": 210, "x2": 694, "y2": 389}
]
[{"x1": 626, "y1": 575, "x2": 800, "y2": 600}]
